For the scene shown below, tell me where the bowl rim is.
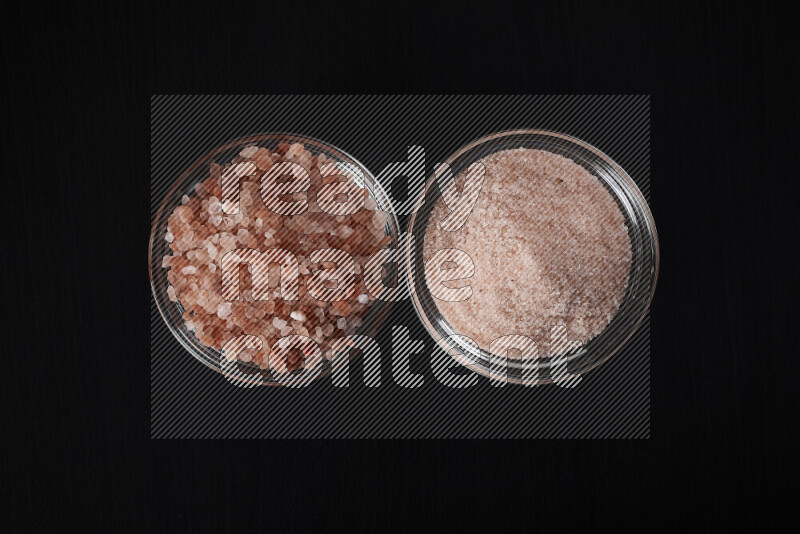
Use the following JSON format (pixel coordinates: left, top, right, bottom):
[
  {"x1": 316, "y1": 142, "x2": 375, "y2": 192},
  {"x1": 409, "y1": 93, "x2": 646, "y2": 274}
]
[
  {"x1": 149, "y1": 132, "x2": 401, "y2": 386},
  {"x1": 404, "y1": 128, "x2": 659, "y2": 384}
]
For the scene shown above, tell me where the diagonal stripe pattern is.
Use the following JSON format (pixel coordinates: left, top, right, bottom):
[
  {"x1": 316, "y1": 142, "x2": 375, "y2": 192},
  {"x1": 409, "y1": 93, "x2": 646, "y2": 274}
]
[{"x1": 151, "y1": 95, "x2": 650, "y2": 439}]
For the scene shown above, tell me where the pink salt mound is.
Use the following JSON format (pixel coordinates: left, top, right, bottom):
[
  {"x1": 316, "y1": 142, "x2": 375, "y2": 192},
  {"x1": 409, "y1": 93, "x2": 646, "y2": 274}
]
[
  {"x1": 162, "y1": 143, "x2": 391, "y2": 372},
  {"x1": 423, "y1": 148, "x2": 632, "y2": 357}
]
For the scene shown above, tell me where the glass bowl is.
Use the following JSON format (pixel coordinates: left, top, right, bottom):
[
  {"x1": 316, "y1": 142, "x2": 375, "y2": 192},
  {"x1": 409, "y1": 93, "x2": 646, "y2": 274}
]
[
  {"x1": 149, "y1": 133, "x2": 400, "y2": 386},
  {"x1": 405, "y1": 129, "x2": 659, "y2": 385}
]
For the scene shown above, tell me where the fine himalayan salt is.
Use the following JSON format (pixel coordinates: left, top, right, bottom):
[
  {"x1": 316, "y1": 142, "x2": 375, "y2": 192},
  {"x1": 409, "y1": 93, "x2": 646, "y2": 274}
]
[
  {"x1": 162, "y1": 142, "x2": 390, "y2": 371},
  {"x1": 423, "y1": 148, "x2": 632, "y2": 357}
]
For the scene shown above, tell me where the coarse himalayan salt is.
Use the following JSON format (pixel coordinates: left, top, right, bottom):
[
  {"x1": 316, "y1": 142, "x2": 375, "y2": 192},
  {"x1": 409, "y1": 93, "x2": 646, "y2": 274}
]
[
  {"x1": 423, "y1": 148, "x2": 632, "y2": 357},
  {"x1": 162, "y1": 142, "x2": 390, "y2": 372}
]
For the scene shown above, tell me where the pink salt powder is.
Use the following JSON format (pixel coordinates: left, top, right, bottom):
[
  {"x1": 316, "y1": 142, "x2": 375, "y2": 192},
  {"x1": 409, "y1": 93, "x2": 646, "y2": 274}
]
[{"x1": 423, "y1": 148, "x2": 632, "y2": 357}]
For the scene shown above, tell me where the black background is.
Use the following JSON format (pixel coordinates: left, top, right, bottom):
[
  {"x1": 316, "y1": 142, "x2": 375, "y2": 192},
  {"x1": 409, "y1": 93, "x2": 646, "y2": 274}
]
[{"x1": 2, "y1": 2, "x2": 792, "y2": 531}]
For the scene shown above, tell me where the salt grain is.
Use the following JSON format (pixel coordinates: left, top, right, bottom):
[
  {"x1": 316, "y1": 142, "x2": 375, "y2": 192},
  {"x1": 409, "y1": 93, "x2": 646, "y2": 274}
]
[
  {"x1": 217, "y1": 302, "x2": 232, "y2": 318},
  {"x1": 239, "y1": 146, "x2": 259, "y2": 159}
]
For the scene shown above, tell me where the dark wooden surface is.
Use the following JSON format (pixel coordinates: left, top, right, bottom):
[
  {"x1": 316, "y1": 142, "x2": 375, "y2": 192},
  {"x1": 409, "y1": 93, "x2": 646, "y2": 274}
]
[{"x1": 2, "y1": 2, "x2": 791, "y2": 531}]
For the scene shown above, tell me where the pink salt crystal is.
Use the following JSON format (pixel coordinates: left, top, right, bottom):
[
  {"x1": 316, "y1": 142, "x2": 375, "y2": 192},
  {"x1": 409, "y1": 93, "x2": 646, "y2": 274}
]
[
  {"x1": 298, "y1": 154, "x2": 312, "y2": 169},
  {"x1": 219, "y1": 233, "x2": 236, "y2": 250},
  {"x1": 202, "y1": 297, "x2": 218, "y2": 314},
  {"x1": 175, "y1": 206, "x2": 193, "y2": 223},
  {"x1": 167, "y1": 285, "x2": 177, "y2": 302},
  {"x1": 233, "y1": 162, "x2": 256, "y2": 177},
  {"x1": 195, "y1": 248, "x2": 209, "y2": 263},
  {"x1": 217, "y1": 302, "x2": 232, "y2": 318},
  {"x1": 372, "y1": 210, "x2": 387, "y2": 229},
  {"x1": 239, "y1": 146, "x2": 259, "y2": 159},
  {"x1": 336, "y1": 318, "x2": 347, "y2": 330},
  {"x1": 273, "y1": 317, "x2": 287, "y2": 330},
  {"x1": 290, "y1": 310, "x2": 306, "y2": 322},
  {"x1": 357, "y1": 294, "x2": 369, "y2": 304},
  {"x1": 287, "y1": 143, "x2": 304, "y2": 158},
  {"x1": 208, "y1": 198, "x2": 222, "y2": 215},
  {"x1": 253, "y1": 148, "x2": 273, "y2": 170},
  {"x1": 181, "y1": 266, "x2": 197, "y2": 275},
  {"x1": 219, "y1": 217, "x2": 234, "y2": 231}
]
